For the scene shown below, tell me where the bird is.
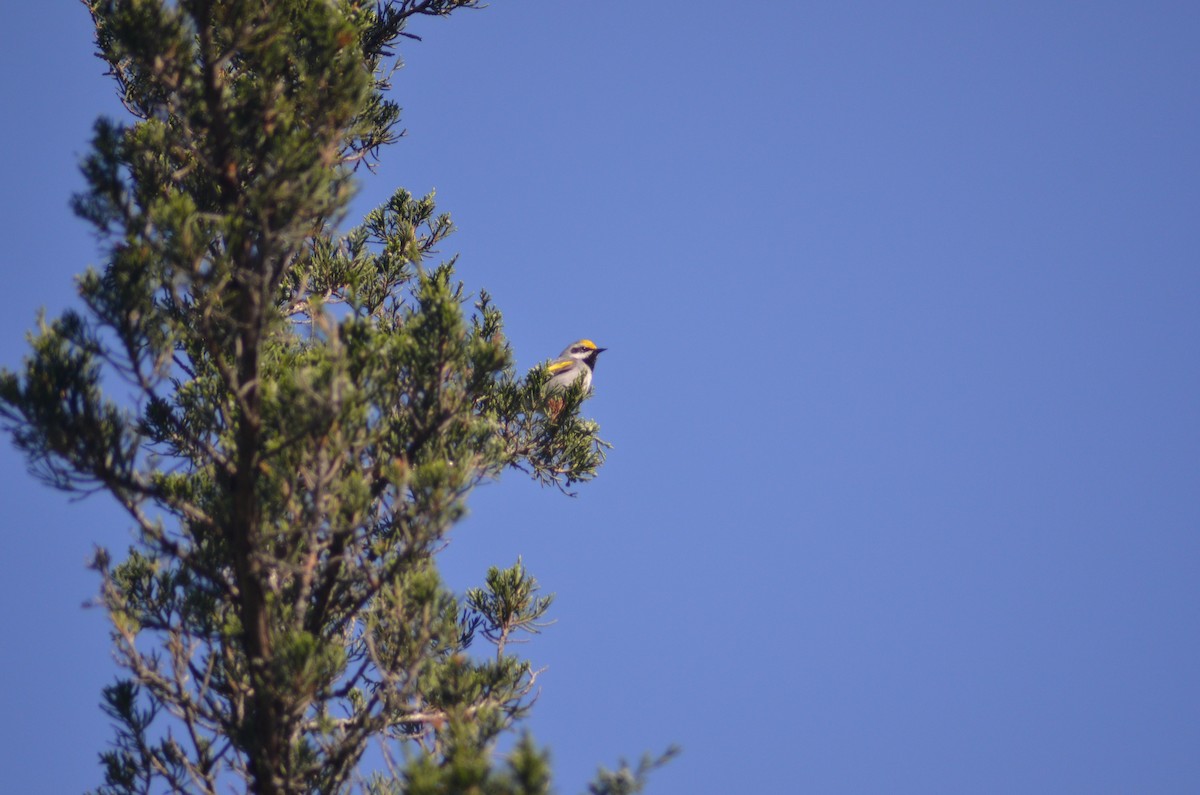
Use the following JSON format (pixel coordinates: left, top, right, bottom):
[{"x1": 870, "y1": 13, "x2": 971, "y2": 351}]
[{"x1": 544, "y1": 339, "x2": 607, "y2": 395}]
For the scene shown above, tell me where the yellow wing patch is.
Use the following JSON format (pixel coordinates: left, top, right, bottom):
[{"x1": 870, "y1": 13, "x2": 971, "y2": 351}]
[{"x1": 547, "y1": 359, "x2": 575, "y2": 374}]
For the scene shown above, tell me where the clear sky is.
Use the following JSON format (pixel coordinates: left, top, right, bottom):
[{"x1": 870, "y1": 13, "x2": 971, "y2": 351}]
[{"x1": 2, "y1": 1, "x2": 1199, "y2": 792}]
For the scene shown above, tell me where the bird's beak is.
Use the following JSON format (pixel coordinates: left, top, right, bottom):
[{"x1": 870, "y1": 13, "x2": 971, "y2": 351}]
[{"x1": 595, "y1": 348, "x2": 607, "y2": 354}]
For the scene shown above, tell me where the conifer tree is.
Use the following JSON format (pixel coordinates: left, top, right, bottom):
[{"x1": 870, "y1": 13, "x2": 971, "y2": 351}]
[{"x1": 0, "y1": 2, "x2": 673, "y2": 792}]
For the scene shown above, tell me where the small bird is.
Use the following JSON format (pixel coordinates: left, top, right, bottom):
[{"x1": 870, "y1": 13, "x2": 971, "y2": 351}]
[{"x1": 544, "y1": 339, "x2": 607, "y2": 395}]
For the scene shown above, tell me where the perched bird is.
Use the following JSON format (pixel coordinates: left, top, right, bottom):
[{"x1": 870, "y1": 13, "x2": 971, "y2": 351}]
[{"x1": 544, "y1": 339, "x2": 607, "y2": 395}]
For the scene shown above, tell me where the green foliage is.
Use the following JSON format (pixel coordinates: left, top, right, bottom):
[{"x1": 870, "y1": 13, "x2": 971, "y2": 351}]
[
  {"x1": 466, "y1": 559, "x2": 554, "y2": 658},
  {"x1": 587, "y1": 748, "x2": 682, "y2": 795},
  {"x1": 0, "y1": 1, "x2": 670, "y2": 794}
]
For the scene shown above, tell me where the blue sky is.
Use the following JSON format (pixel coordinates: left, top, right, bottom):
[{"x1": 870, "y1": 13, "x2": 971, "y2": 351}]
[{"x1": 2, "y1": 1, "x2": 1199, "y2": 792}]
